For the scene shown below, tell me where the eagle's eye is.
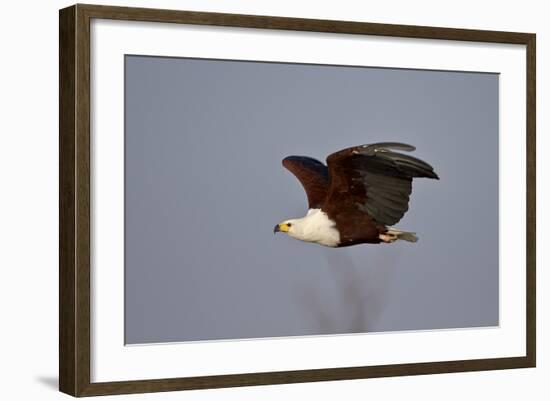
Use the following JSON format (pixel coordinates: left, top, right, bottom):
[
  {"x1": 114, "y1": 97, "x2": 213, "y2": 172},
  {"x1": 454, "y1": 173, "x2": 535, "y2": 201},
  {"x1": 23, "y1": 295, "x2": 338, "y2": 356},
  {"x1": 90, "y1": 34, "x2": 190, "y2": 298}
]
[{"x1": 287, "y1": 223, "x2": 292, "y2": 227}]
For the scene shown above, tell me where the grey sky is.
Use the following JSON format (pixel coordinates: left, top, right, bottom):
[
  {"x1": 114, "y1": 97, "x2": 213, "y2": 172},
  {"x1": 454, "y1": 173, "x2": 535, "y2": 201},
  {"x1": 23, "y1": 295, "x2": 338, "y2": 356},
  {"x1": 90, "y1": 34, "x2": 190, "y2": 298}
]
[{"x1": 124, "y1": 55, "x2": 499, "y2": 344}]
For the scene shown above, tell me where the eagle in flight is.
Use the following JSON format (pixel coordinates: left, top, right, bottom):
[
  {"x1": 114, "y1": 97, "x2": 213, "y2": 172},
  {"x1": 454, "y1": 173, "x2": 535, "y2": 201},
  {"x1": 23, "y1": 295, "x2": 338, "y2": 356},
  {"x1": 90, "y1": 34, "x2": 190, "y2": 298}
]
[{"x1": 274, "y1": 142, "x2": 439, "y2": 247}]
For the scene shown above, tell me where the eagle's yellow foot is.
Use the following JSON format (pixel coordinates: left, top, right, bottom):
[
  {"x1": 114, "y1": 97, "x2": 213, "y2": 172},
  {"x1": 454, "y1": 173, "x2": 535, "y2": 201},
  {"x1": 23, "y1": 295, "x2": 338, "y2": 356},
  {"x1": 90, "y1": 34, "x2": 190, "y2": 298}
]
[{"x1": 379, "y1": 232, "x2": 398, "y2": 243}]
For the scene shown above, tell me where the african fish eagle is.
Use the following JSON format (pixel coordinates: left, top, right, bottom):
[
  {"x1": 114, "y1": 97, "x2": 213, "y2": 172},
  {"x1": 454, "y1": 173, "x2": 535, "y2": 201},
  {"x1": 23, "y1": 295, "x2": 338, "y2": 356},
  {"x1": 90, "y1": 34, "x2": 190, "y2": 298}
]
[{"x1": 274, "y1": 142, "x2": 439, "y2": 247}]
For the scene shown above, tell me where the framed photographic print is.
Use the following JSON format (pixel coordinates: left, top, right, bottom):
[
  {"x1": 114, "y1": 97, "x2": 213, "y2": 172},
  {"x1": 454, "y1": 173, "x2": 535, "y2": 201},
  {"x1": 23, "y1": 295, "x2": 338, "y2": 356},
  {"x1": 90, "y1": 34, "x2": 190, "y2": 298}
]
[{"x1": 59, "y1": 4, "x2": 536, "y2": 397}]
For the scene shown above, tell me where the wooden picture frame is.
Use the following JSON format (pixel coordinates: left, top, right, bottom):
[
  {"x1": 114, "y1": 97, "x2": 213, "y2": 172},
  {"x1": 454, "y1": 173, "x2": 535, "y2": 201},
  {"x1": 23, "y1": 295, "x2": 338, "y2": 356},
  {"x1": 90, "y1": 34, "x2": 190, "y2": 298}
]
[{"x1": 59, "y1": 3, "x2": 536, "y2": 397}]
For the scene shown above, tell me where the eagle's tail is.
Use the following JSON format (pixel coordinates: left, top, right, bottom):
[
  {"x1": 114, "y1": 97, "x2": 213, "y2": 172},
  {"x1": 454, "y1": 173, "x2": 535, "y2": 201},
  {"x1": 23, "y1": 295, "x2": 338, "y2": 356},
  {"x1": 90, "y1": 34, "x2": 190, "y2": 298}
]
[
  {"x1": 395, "y1": 231, "x2": 418, "y2": 243},
  {"x1": 380, "y1": 228, "x2": 418, "y2": 243}
]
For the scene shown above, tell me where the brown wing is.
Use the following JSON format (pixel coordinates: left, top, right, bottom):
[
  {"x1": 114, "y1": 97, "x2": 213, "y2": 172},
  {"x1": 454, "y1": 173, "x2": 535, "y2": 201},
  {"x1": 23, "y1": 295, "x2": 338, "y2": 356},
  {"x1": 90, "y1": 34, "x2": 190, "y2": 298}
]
[
  {"x1": 324, "y1": 142, "x2": 438, "y2": 226},
  {"x1": 282, "y1": 156, "x2": 329, "y2": 209}
]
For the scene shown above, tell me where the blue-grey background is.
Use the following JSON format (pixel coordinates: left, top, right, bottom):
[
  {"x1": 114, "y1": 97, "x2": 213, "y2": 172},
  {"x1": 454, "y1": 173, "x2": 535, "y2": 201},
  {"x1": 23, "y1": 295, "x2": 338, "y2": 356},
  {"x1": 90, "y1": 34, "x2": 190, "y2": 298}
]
[{"x1": 124, "y1": 55, "x2": 499, "y2": 344}]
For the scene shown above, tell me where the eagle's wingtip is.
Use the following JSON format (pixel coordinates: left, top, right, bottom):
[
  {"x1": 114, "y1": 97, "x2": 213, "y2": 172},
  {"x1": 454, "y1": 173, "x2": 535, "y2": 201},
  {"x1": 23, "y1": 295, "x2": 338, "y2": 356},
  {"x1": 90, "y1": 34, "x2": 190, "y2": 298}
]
[{"x1": 281, "y1": 156, "x2": 297, "y2": 167}]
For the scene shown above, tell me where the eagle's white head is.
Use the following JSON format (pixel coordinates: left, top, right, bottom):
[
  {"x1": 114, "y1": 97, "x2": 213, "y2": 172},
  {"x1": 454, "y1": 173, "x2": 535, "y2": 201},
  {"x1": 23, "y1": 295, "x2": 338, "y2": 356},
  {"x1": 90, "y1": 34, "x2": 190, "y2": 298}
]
[{"x1": 274, "y1": 209, "x2": 340, "y2": 247}]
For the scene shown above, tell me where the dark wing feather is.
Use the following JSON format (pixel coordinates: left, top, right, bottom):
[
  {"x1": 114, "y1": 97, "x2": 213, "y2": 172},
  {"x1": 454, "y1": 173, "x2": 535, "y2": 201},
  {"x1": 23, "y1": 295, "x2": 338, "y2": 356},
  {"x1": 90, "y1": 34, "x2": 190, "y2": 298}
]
[
  {"x1": 325, "y1": 142, "x2": 438, "y2": 226},
  {"x1": 282, "y1": 156, "x2": 329, "y2": 209}
]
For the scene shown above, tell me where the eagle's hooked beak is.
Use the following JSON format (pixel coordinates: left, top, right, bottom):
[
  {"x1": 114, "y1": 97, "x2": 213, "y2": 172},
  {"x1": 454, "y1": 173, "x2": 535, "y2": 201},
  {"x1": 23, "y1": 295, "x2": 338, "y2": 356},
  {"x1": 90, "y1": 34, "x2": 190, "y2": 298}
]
[{"x1": 274, "y1": 223, "x2": 290, "y2": 234}]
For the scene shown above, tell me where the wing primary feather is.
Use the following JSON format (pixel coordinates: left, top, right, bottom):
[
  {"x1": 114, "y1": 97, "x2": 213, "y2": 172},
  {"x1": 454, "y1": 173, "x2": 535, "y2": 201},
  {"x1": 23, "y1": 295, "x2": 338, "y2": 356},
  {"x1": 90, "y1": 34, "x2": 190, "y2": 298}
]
[
  {"x1": 363, "y1": 142, "x2": 416, "y2": 153},
  {"x1": 324, "y1": 142, "x2": 438, "y2": 227},
  {"x1": 376, "y1": 153, "x2": 439, "y2": 179}
]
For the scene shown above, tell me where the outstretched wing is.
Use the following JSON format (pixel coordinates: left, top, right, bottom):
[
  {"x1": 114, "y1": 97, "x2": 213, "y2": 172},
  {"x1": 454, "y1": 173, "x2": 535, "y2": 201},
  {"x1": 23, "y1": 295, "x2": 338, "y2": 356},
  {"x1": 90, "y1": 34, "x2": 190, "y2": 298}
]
[
  {"x1": 325, "y1": 142, "x2": 438, "y2": 226},
  {"x1": 282, "y1": 156, "x2": 330, "y2": 209}
]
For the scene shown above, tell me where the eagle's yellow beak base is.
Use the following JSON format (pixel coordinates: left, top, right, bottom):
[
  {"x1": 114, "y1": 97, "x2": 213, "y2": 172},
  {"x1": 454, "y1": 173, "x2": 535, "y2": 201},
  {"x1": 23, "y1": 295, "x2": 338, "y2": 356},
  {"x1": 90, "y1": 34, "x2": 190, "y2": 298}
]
[{"x1": 274, "y1": 223, "x2": 290, "y2": 234}]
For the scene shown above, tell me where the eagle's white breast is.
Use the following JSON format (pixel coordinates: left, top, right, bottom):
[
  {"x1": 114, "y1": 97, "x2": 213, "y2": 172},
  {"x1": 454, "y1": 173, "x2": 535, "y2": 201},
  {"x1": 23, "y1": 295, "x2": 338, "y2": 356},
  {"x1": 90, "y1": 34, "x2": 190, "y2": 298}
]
[{"x1": 288, "y1": 209, "x2": 341, "y2": 247}]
